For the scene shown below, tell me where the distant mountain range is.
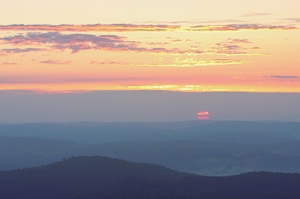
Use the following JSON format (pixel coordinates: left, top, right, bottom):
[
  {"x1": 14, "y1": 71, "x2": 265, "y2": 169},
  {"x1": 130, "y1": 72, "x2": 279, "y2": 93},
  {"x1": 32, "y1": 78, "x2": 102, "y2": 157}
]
[
  {"x1": 1, "y1": 120, "x2": 300, "y2": 144},
  {"x1": 1, "y1": 156, "x2": 300, "y2": 199},
  {"x1": 1, "y1": 120, "x2": 300, "y2": 175}
]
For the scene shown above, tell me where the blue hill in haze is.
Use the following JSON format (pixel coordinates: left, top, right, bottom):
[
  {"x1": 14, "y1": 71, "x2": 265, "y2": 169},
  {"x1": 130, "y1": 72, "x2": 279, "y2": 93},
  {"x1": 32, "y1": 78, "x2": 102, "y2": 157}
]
[{"x1": 1, "y1": 120, "x2": 300, "y2": 175}]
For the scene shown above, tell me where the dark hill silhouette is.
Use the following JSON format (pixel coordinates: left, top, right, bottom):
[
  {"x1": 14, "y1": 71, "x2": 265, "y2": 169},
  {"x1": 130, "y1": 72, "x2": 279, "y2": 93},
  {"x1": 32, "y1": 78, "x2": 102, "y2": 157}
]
[{"x1": 1, "y1": 156, "x2": 300, "y2": 199}]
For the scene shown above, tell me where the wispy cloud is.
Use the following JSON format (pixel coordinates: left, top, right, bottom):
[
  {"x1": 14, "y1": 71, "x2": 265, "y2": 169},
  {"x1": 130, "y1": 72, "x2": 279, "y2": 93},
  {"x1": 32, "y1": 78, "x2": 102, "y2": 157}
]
[
  {"x1": 174, "y1": 58, "x2": 244, "y2": 66},
  {"x1": 40, "y1": 60, "x2": 72, "y2": 65},
  {"x1": 280, "y1": 18, "x2": 300, "y2": 23},
  {"x1": 226, "y1": 38, "x2": 252, "y2": 44},
  {"x1": 144, "y1": 19, "x2": 248, "y2": 24},
  {"x1": 1, "y1": 29, "x2": 262, "y2": 59},
  {"x1": 208, "y1": 38, "x2": 258, "y2": 55},
  {"x1": 267, "y1": 75, "x2": 300, "y2": 79},
  {"x1": 94, "y1": 58, "x2": 245, "y2": 68},
  {"x1": 0, "y1": 23, "x2": 296, "y2": 33},
  {"x1": 0, "y1": 32, "x2": 202, "y2": 54},
  {"x1": 0, "y1": 32, "x2": 140, "y2": 53},
  {"x1": 127, "y1": 84, "x2": 254, "y2": 92},
  {"x1": 89, "y1": 57, "x2": 243, "y2": 67},
  {"x1": 90, "y1": 61, "x2": 131, "y2": 65},
  {"x1": 241, "y1": 13, "x2": 272, "y2": 17},
  {"x1": 1, "y1": 48, "x2": 42, "y2": 53},
  {"x1": 187, "y1": 24, "x2": 296, "y2": 31},
  {"x1": 0, "y1": 24, "x2": 180, "y2": 32},
  {"x1": 2, "y1": 62, "x2": 18, "y2": 65},
  {"x1": 194, "y1": 19, "x2": 248, "y2": 24},
  {"x1": 146, "y1": 41, "x2": 170, "y2": 45}
]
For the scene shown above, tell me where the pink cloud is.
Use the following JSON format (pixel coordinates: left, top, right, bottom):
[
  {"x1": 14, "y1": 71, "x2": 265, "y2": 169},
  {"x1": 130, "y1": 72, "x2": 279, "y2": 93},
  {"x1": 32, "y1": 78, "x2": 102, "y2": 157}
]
[
  {"x1": 1, "y1": 48, "x2": 42, "y2": 53},
  {"x1": 0, "y1": 32, "x2": 202, "y2": 54}
]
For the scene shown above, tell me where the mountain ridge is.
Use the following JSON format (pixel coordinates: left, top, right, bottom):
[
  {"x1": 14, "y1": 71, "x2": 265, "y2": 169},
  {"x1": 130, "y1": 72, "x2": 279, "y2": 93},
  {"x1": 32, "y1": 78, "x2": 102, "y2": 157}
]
[{"x1": 1, "y1": 156, "x2": 300, "y2": 199}]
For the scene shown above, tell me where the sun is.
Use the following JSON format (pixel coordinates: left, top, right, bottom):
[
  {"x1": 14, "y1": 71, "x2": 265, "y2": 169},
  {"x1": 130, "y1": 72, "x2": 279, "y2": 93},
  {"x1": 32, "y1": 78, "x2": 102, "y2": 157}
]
[{"x1": 197, "y1": 111, "x2": 210, "y2": 120}]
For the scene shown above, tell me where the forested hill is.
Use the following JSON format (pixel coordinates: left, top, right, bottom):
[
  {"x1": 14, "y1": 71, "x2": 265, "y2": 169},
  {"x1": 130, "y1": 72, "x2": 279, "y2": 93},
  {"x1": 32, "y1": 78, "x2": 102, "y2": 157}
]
[{"x1": 1, "y1": 156, "x2": 300, "y2": 199}]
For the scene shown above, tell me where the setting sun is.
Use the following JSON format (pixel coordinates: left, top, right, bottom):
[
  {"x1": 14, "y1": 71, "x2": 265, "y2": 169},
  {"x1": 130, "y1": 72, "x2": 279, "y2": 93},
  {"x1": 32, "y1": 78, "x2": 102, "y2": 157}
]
[{"x1": 197, "y1": 111, "x2": 210, "y2": 120}]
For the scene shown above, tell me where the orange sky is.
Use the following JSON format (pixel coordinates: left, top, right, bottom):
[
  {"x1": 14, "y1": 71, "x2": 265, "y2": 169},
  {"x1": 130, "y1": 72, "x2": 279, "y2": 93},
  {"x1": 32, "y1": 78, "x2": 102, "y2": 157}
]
[{"x1": 1, "y1": 1, "x2": 300, "y2": 93}]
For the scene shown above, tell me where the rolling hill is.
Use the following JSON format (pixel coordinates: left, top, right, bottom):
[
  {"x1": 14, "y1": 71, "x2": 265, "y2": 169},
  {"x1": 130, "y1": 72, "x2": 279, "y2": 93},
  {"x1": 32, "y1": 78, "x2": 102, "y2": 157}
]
[
  {"x1": 0, "y1": 156, "x2": 300, "y2": 199},
  {"x1": 1, "y1": 120, "x2": 300, "y2": 175}
]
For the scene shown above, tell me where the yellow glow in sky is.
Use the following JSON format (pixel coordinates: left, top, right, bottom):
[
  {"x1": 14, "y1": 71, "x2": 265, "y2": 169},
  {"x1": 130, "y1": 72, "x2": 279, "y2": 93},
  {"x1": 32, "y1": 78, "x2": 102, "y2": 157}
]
[{"x1": 0, "y1": 0, "x2": 300, "y2": 93}]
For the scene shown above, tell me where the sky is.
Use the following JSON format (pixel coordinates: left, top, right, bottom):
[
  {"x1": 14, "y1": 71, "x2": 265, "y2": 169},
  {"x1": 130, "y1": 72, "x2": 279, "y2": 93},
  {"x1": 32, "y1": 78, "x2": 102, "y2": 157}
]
[
  {"x1": 1, "y1": 91, "x2": 300, "y2": 123},
  {"x1": 0, "y1": 0, "x2": 299, "y2": 122}
]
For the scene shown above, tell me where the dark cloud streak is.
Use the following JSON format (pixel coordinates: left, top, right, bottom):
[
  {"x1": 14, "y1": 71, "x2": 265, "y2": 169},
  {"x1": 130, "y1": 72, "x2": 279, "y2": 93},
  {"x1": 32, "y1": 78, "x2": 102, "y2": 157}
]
[
  {"x1": 1, "y1": 48, "x2": 42, "y2": 53},
  {"x1": 188, "y1": 24, "x2": 296, "y2": 31},
  {"x1": 40, "y1": 60, "x2": 71, "y2": 65},
  {"x1": 0, "y1": 23, "x2": 296, "y2": 32},
  {"x1": 0, "y1": 24, "x2": 180, "y2": 32},
  {"x1": 1, "y1": 32, "x2": 141, "y2": 53},
  {"x1": 0, "y1": 32, "x2": 202, "y2": 54},
  {"x1": 267, "y1": 75, "x2": 300, "y2": 79}
]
